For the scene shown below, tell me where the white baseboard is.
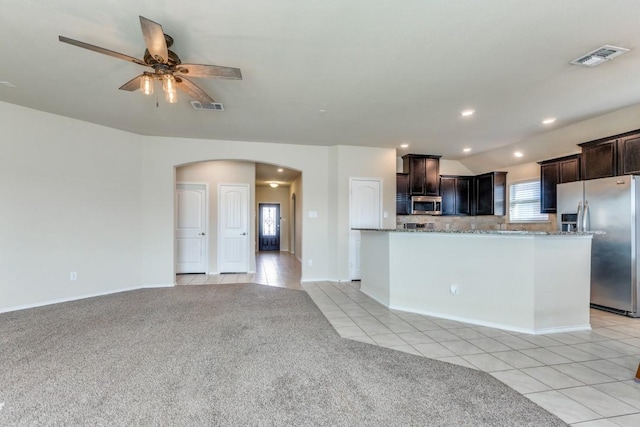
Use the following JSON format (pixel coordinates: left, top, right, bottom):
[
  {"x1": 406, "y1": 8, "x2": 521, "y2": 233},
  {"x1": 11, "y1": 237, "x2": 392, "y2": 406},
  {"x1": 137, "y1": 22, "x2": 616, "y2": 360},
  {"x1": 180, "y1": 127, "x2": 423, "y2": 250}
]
[
  {"x1": 300, "y1": 278, "x2": 331, "y2": 283},
  {"x1": 0, "y1": 283, "x2": 175, "y2": 314},
  {"x1": 389, "y1": 303, "x2": 591, "y2": 335}
]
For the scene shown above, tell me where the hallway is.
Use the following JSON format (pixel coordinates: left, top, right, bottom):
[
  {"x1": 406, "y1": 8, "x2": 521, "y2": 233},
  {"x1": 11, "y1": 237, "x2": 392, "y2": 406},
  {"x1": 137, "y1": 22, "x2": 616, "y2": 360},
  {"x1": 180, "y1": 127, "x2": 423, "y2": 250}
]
[{"x1": 176, "y1": 251, "x2": 302, "y2": 290}]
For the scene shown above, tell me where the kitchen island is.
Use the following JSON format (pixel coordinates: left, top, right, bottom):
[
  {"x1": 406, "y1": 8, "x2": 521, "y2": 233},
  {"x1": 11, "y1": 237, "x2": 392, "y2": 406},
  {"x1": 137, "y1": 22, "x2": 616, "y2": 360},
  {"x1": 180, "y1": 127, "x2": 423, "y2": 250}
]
[{"x1": 357, "y1": 229, "x2": 594, "y2": 334}]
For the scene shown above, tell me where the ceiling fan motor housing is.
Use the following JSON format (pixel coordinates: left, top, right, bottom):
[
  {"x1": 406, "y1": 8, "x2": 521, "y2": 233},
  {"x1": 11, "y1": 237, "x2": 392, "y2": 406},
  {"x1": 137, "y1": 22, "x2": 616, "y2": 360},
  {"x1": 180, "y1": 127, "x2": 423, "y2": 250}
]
[{"x1": 144, "y1": 35, "x2": 181, "y2": 68}]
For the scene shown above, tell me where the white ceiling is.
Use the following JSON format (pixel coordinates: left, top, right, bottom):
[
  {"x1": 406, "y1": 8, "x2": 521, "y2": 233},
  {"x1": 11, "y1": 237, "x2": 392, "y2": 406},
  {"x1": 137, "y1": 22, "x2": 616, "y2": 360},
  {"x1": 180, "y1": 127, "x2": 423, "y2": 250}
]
[
  {"x1": 255, "y1": 163, "x2": 300, "y2": 187},
  {"x1": 2, "y1": 1, "x2": 640, "y2": 171}
]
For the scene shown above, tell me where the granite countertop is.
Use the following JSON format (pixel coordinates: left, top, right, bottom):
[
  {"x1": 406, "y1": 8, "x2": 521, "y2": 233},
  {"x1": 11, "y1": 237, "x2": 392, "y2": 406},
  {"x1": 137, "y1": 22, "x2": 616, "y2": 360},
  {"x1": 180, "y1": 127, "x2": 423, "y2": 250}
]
[{"x1": 353, "y1": 228, "x2": 602, "y2": 236}]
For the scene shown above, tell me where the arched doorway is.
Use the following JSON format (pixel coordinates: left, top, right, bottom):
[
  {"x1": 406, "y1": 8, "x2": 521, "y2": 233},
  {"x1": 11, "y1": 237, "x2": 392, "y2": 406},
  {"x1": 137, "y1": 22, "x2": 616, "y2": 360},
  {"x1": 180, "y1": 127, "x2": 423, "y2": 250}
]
[{"x1": 175, "y1": 160, "x2": 302, "y2": 286}]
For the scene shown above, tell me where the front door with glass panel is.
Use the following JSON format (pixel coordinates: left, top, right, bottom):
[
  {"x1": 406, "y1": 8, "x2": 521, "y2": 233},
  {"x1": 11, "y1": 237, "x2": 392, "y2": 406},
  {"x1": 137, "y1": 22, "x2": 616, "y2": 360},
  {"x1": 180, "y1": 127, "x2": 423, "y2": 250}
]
[{"x1": 259, "y1": 203, "x2": 280, "y2": 251}]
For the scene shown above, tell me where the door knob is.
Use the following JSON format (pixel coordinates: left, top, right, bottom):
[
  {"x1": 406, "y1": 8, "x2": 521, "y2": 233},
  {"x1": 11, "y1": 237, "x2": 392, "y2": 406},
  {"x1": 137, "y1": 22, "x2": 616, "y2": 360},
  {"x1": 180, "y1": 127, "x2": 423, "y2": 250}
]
[
  {"x1": 199, "y1": 232, "x2": 205, "y2": 236},
  {"x1": 241, "y1": 232, "x2": 247, "y2": 236}
]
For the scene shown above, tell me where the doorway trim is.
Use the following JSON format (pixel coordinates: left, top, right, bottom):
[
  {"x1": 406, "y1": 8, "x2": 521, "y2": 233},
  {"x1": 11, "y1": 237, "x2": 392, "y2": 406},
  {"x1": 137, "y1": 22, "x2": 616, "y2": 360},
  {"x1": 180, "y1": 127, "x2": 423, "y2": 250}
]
[{"x1": 291, "y1": 193, "x2": 296, "y2": 255}]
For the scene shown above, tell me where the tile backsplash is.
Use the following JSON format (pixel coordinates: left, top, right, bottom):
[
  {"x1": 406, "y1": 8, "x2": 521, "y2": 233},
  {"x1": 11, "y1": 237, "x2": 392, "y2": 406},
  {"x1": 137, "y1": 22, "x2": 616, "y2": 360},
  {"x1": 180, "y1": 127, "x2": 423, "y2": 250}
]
[{"x1": 397, "y1": 214, "x2": 557, "y2": 232}]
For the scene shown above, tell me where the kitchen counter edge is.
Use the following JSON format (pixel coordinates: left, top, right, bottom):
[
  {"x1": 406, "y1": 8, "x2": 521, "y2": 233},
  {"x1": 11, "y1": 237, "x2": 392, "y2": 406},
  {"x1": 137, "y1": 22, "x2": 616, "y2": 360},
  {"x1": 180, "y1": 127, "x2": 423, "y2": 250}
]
[{"x1": 353, "y1": 228, "x2": 603, "y2": 236}]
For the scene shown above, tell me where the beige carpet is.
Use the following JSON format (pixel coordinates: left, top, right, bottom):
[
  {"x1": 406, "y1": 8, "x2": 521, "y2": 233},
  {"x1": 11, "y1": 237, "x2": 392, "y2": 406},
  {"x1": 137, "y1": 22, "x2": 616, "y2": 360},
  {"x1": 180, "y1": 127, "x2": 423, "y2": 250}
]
[{"x1": 0, "y1": 284, "x2": 567, "y2": 426}]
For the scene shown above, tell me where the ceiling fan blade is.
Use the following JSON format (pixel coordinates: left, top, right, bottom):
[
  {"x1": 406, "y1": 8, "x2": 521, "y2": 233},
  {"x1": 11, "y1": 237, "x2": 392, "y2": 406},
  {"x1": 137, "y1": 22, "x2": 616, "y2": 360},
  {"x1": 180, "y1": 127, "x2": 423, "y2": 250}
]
[
  {"x1": 139, "y1": 16, "x2": 169, "y2": 64},
  {"x1": 175, "y1": 64, "x2": 243, "y2": 80},
  {"x1": 119, "y1": 74, "x2": 144, "y2": 91},
  {"x1": 175, "y1": 76, "x2": 215, "y2": 104},
  {"x1": 59, "y1": 36, "x2": 148, "y2": 66}
]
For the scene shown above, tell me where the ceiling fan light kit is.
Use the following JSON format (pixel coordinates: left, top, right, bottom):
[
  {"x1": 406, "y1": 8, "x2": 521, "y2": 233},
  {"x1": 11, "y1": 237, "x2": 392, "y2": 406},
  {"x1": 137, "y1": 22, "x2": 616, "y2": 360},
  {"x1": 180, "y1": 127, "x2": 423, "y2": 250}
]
[
  {"x1": 162, "y1": 74, "x2": 178, "y2": 103},
  {"x1": 140, "y1": 73, "x2": 154, "y2": 95},
  {"x1": 59, "y1": 15, "x2": 242, "y2": 105}
]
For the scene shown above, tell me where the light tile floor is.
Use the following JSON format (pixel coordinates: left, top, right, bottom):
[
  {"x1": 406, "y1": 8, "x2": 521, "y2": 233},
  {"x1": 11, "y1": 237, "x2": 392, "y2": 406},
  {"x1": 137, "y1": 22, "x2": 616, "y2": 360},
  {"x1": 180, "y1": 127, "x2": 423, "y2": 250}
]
[
  {"x1": 176, "y1": 251, "x2": 302, "y2": 290},
  {"x1": 178, "y1": 253, "x2": 640, "y2": 426},
  {"x1": 302, "y1": 281, "x2": 640, "y2": 427}
]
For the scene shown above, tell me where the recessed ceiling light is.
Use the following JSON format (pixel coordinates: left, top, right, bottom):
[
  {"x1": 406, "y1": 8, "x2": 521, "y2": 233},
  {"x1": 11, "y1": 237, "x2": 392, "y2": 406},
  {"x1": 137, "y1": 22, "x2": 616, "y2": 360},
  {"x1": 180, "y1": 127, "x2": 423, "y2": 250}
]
[
  {"x1": 463, "y1": 147, "x2": 472, "y2": 153},
  {"x1": 400, "y1": 143, "x2": 409, "y2": 148},
  {"x1": 542, "y1": 117, "x2": 556, "y2": 125},
  {"x1": 277, "y1": 168, "x2": 283, "y2": 172},
  {"x1": 514, "y1": 151, "x2": 524, "y2": 158},
  {"x1": 269, "y1": 183, "x2": 279, "y2": 188},
  {"x1": 461, "y1": 109, "x2": 475, "y2": 117}
]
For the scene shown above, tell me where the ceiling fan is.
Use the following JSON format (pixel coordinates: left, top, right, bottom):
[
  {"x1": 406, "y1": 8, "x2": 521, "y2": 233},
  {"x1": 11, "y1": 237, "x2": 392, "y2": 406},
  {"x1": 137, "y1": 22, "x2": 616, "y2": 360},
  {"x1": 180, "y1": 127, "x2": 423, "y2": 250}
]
[{"x1": 59, "y1": 16, "x2": 242, "y2": 105}]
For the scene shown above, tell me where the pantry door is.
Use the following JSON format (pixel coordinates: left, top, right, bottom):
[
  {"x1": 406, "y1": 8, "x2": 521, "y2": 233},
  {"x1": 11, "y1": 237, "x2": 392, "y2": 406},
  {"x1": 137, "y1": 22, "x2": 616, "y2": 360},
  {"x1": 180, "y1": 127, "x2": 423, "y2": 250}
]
[{"x1": 349, "y1": 178, "x2": 382, "y2": 280}]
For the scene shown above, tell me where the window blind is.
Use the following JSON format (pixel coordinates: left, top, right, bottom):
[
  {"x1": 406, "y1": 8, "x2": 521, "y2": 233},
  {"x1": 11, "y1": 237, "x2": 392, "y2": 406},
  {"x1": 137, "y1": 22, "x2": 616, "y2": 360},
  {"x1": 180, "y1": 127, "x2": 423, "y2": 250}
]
[{"x1": 509, "y1": 180, "x2": 548, "y2": 222}]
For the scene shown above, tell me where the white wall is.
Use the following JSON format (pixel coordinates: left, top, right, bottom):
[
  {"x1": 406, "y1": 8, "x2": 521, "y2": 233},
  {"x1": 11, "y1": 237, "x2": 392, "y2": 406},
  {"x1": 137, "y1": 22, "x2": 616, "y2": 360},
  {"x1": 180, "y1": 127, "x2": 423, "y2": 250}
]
[
  {"x1": 333, "y1": 145, "x2": 398, "y2": 281},
  {"x1": 256, "y1": 185, "x2": 291, "y2": 252},
  {"x1": 439, "y1": 159, "x2": 474, "y2": 176},
  {"x1": 176, "y1": 161, "x2": 256, "y2": 273},
  {"x1": 503, "y1": 161, "x2": 540, "y2": 183},
  {"x1": 0, "y1": 102, "x2": 144, "y2": 311},
  {"x1": 140, "y1": 136, "x2": 332, "y2": 284}
]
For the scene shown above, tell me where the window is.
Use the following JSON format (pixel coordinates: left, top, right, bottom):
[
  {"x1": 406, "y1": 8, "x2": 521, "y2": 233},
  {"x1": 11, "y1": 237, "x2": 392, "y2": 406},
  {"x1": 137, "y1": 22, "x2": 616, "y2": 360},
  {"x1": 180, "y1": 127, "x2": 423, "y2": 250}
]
[{"x1": 509, "y1": 180, "x2": 548, "y2": 222}]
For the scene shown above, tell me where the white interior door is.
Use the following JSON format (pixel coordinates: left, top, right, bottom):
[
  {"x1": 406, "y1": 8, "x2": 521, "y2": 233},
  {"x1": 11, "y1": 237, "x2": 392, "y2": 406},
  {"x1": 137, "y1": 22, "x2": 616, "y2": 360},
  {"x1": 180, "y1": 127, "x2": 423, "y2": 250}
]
[
  {"x1": 218, "y1": 184, "x2": 250, "y2": 273},
  {"x1": 176, "y1": 183, "x2": 207, "y2": 274},
  {"x1": 350, "y1": 178, "x2": 382, "y2": 280}
]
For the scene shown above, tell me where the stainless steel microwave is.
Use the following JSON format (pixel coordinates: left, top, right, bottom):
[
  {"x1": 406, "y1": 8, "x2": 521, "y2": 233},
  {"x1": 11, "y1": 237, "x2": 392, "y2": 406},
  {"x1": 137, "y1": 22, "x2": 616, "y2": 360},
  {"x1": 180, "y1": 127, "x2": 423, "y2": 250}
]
[{"x1": 411, "y1": 196, "x2": 442, "y2": 215}]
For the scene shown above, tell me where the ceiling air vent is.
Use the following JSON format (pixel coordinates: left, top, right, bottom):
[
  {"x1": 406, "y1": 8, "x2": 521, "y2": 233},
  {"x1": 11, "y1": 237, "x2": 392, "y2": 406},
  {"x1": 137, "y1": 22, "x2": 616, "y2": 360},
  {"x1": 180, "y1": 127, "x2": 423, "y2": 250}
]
[
  {"x1": 190, "y1": 101, "x2": 225, "y2": 111},
  {"x1": 570, "y1": 45, "x2": 630, "y2": 67}
]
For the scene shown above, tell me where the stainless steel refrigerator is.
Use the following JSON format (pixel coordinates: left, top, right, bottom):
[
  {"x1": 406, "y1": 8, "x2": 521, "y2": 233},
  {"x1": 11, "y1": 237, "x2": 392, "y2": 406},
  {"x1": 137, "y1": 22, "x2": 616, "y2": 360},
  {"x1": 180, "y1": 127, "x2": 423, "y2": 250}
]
[{"x1": 557, "y1": 175, "x2": 640, "y2": 317}]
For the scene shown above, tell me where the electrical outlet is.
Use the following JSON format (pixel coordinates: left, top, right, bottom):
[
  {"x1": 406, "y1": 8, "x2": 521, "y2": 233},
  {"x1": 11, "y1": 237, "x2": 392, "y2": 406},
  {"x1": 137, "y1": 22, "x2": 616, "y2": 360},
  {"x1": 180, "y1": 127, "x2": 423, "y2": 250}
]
[
  {"x1": 450, "y1": 284, "x2": 459, "y2": 295},
  {"x1": 70, "y1": 272, "x2": 78, "y2": 281},
  {"x1": 307, "y1": 259, "x2": 313, "y2": 266}
]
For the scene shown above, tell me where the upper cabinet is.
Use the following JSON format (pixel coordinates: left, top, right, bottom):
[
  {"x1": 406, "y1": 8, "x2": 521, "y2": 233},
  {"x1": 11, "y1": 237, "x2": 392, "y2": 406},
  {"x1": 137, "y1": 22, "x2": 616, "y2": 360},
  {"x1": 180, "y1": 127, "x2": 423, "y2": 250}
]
[
  {"x1": 402, "y1": 154, "x2": 441, "y2": 196},
  {"x1": 580, "y1": 138, "x2": 617, "y2": 180},
  {"x1": 474, "y1": 172, "x2": 507, "y2": 216},
  {"x1": 439, "y1": 172, "x2": 506, "y2": 216},
  {"x1": 440, "y1": 175, "x2": 472, "y2": 216},
  {"x1": 538, "y1": 154, "x2": 580, "y2": 213},
  {"x1": 618, "y1": 133, "x2": 640, "y2": 175},
  {"x1": 396, "y1": 173, "x2": 410, "y2": 215},
  {"x1": 579, "y1": 129, "x2": 640, "y2": 180}
]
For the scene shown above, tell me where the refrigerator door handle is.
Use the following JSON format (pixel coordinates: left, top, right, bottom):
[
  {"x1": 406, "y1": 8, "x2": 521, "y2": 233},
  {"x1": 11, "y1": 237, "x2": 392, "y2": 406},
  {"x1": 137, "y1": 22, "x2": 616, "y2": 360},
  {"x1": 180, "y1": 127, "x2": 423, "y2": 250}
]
[
  {"x1": 583, "y1": 200, "x2": 590, "y2": 231},
  {"x1": 577, "y1": 201, "x2": 583, "y2": 232}
]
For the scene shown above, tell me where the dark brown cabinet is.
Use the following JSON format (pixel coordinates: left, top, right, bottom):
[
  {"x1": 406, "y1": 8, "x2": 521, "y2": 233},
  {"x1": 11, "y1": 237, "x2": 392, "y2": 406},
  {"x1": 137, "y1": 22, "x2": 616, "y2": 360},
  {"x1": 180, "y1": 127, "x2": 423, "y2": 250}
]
[
  {"x1": 559, "y1": 156, "x2": 580, "y2": 182},
  {"x1": 439, "y1": 172, "x2": 505, "y2": 216},
  {"x1": 474, "y1": 172, "x2": 507, "y2": 216},
  {"x1": 579, "y1": 129, "x2": 640, "y2": 180},
  {"x1": 402, "y1": 154, "x2": 441, "y2": 196},
  {"x1": 618, "y1": 134, "x2": 640, "y2": 175},
  {"x1": 580, "y1": 138, "x2": 617, "y2": 180},
  {"x1": 538, "y1": 154, "x2": 580, "y2": 213},
  {"x1": 440, "y1": 176, "x2": 472, "y2": 216},
  {"x1": 396, "y1": 173, "x2": 410, "y2": 215}
]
